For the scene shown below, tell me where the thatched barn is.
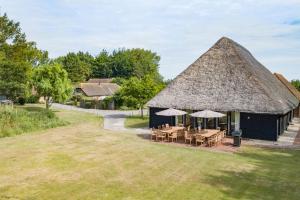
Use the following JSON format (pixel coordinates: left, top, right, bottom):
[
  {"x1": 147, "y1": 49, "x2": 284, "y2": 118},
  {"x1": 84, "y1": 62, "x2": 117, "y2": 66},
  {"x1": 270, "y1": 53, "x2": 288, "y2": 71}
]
[
  {"x1": 274, "y1": 73, "x2": 300, "y2": 117},
  {"x1": 147, "y1": 37, "x2": 299, "y2": 141}
]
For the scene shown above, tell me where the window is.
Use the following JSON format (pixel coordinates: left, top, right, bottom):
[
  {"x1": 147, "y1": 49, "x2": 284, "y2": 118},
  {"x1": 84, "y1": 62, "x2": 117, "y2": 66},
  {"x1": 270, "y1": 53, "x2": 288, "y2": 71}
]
[
  {"x1": 218, "y1": 112, "x2": 227, "y2": 131},
  {"x1": 230, "y1": 112, "x2": 236, "y2": 132}
]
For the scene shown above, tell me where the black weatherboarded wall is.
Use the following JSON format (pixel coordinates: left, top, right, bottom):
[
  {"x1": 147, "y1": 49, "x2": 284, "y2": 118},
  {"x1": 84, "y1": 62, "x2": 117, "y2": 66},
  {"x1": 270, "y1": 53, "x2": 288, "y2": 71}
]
[
  {"x1": 149, "y1": 107, "x2": 175, "y2": 128},
  {"x1": 240, "y1": 113, "x2": 280, "y2": 141}
]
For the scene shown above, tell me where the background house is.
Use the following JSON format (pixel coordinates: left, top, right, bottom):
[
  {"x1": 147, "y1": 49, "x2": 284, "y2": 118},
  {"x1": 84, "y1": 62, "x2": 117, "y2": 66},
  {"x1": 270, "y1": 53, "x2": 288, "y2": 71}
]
[{"x1": 75, "y1": 79, "x2": 120, "y2": 110}]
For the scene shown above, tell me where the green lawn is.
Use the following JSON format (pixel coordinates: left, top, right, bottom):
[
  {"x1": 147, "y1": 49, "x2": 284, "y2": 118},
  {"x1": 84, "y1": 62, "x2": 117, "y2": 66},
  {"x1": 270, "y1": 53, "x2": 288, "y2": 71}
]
[
  {"x1": 125, "y1": 115, "x2": 149, "y2": 128},
  {"x1": 0, "y1": 108, "x2": 299, "y2": 199}
]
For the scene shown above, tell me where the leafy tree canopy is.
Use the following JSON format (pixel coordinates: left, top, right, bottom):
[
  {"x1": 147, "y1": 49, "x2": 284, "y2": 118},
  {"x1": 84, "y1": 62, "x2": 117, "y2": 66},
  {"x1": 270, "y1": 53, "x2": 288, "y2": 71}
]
[
  {"x1": 55, "y1": 51, "x2": 93, "y2": 83},
  {"x1": 291, "y1": 79, "x2": 300, "y2": 91},
  {"x1": 127, "y1": 48, "x2": 161, "y2": 79},
  {"x1": 0, "y1": 61, "x2": 31, "y2": 100},
  {"x1": 61, "y1": 48, "x2": 163, "y2": 82},
  {"x1": 92, "y1": 50, "x2": 112, "y2": 78},
  {"x1": 32, "y1": 63, "x2": 73, "y2": 109},
  {"x1": 116, "y1": 75, "x2": 165, "y2": 117},
  {"x1": 110, "y1": 48, "x2": 161, "y2": 80},
  {"x1": 0, "y1": 13, "x2": 48, "y2": 100}
]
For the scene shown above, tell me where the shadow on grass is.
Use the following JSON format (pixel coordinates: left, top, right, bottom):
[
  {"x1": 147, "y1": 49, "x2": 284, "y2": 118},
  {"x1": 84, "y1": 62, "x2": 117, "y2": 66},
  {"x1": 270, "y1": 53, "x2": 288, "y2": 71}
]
[
  {"x1": 19, "y1": 106, "x2": 61, "y2": 113},
  {"x1": 136, "y1": 133, "x2": 150, "y2": 140},
  {"x1": 125, "y1": 116, "x2": 149, "y2": 129},
  {"x1": 204, "y1": 147, "x2": 300, "y2": 200},
  {"x1": 19, "y1": 106, "x2": 45, "y2": 112},
  {"x1": 127, "y1": 122, "x2": 148, "y2": 129}
]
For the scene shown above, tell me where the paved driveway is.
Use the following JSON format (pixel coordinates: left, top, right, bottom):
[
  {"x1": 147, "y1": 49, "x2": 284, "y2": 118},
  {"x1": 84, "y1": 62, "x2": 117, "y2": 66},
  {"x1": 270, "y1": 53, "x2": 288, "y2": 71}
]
[
  {"x1": 52, "y1": 103, "x2": 148, "y2": 131},
  {"x1": 103, "y1": 114, "x2": 128, "y2": 131}
]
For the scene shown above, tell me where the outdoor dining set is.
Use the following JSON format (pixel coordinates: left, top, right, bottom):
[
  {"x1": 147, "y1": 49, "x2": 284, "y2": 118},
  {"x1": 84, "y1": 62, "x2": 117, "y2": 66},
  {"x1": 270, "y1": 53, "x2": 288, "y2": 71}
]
[
  {"x1": 150, "y1": 108, "x2": 227, "y2": 147},
  {"x1": 151, "y1": 125, "x2": 226, "y2": 147}
]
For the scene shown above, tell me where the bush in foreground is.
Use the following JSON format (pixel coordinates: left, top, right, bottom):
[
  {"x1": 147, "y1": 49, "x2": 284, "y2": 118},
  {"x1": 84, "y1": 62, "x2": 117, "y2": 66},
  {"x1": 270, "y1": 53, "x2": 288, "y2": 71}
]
[
  {"x1": 18, "y1": 97, "x2": 26, "y2": 105},
  {"x1": 0, "y1": 106, "x2": 68, "y2": 137}
]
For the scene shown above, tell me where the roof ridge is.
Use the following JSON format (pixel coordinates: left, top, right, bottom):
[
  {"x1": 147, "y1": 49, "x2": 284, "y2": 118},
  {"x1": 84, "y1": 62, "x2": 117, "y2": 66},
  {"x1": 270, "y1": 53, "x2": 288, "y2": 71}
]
[
  {"x1": 229, "y1": 40, "x2": 276, "y2": 101},
  {"x1": 229, "y1": 40, "x2": 298, "y2": 110},
  {"x1": 215, "y1": 38, "x2": 287, "y2": 110},
  {"x1": 154, "y1": 37, "x2": 234, "y2": 98},
  {"x1": 274, "y1": 73, "x2": 300, "y2": 101}
]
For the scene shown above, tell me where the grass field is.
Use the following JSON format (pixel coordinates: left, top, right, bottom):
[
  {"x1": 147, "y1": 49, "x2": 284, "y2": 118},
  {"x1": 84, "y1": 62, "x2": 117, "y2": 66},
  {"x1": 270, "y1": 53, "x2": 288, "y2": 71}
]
[
  {"x1": 0, "y1": 108, "x2": 300, "y2": 200},
  {"x1": 125, "y1": 115, "x2": 149, "y2": 128}
]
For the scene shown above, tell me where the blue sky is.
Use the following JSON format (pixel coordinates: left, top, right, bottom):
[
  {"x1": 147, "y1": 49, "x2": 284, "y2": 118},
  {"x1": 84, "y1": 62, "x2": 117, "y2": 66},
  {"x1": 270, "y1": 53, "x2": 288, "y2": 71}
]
[{"x1": 0, "y1": 0, "x2": 300, "y2": 80}]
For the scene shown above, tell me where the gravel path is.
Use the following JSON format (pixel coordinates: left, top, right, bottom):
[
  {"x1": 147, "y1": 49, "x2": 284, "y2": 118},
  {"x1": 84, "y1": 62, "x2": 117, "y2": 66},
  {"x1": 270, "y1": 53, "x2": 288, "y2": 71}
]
[
  {"x1": 52, "y1": 103, "x2": 148, "y2": 132},
  {"x1": 293, "y1": 118, "x2": 300, "y2": 145},
  {"x1": 103, "y1": 114, "x2": 128, "y2": 131}
]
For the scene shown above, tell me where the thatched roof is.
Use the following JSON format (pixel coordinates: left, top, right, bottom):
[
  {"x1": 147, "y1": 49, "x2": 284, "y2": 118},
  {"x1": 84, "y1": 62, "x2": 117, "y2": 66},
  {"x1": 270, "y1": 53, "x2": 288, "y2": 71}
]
[
  {"x1": 147, "y1": 37, "x2": 299, "y2": 114},
  {"x1": 77, "y1": 83, "x2": 119, "y2": 97},
  {"x1": 274, "y1": 73, "x2": 300, "y2": 101},
  {"x1": 87, "y1": 78, "x2": 113, "y2": 83}
]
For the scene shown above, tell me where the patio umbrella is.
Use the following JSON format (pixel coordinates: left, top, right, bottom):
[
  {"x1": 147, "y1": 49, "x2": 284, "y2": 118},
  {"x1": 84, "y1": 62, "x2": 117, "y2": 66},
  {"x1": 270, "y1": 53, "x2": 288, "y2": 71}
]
[
  {"x1": 156, "y1": 108, "x2": 187, "y2": 126},
  {"x1": 190, "y1": 110, "x2": 225, "y2": 118},
  {"x1": 190, "y1": 110, "x2": 225, "y2": 129},
  {"x1": 156, "y1": 108, "x2": 187, "y2": 116}
]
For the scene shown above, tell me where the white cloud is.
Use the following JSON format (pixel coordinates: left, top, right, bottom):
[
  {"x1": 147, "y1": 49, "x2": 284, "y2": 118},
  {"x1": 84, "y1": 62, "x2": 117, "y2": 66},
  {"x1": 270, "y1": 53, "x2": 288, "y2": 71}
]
[{"x1": 0, "y1": 0, "x2": 300, "y2": 80}]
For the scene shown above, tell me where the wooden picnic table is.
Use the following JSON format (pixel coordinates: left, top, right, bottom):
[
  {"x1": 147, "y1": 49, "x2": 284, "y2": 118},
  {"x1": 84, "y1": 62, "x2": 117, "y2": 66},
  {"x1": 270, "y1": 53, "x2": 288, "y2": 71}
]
[
  {"x1": 161, "y1": 126, "x2": 185, "y2": 135},
  {"x1": 196, "y1": 129, "x2": 220, "y2": 138}
]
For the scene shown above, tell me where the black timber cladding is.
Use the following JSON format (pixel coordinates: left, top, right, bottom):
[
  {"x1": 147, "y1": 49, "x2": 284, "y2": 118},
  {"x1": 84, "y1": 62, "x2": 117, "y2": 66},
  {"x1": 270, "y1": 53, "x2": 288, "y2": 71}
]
[
  {"x1": 149, "y1": 107, "x2": 175, "y2": 128},
  {"x1": 240, "y1": 112, "x2": 290, "y2": 141}
]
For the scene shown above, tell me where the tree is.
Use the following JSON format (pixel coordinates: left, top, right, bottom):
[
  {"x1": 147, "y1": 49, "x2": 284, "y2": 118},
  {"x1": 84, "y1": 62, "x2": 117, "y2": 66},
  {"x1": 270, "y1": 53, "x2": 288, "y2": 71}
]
[
  {"x1": 117, "y1": 75, "x2": 165, "y2": 117},
  {"x1": 92, "y1": 50, "x2": 112, "y2": 78},
  {"x1": 110, "y1": 49, "x2": 134, "y2": 78},
  {"x1": 0, "y1": 13, "x2": 48, "y2": 101},
  {"x1": 291, "y1": 79, "x2": 300, "y2": 91},
  {"x1": 0, "y1": 61, "x2": 31, "y2": 100},
  {"x1": 89, "y1": 48, "x2": 162, "y2": 80},
  {"x1": 127, "y1": 48, "x2": 161, "y2": 79},
  {"x1": 56, "y1": 52, "x2": 93, "y2": 83},
  {"x1": 110, "y1": 48, "x2": 161, "y2": 80},
  {"x1": 33, "y1": 63, "x2": 73, "y2": 109}
]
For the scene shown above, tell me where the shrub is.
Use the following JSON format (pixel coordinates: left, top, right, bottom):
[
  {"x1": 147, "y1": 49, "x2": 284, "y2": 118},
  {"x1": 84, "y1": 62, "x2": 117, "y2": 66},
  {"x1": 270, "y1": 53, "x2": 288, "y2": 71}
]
[
  {"x1": 84, "y1": 101, "x2": 92, "y2": 109},
  {"x1": 90, "y1": 100, "x2": 98, "y2": 109},
  {"x1": 26, "y1": 95, "x2": 39, "y2": 103},
  {"x1": 41, "y1": 109, "x2": 56, "y2": 118},
  {"x1": 18, "y1": 97, "x2": 26, "y2": 105},
  {"x1": 102, "y1": 97, "x2": 114, "y2": 110},
  {"x1": 70, "y1": 94, "x2": 83, "y2": 107},
  {"x1": 0, "y1": 106, "x2": 67, "y2": 137}
]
